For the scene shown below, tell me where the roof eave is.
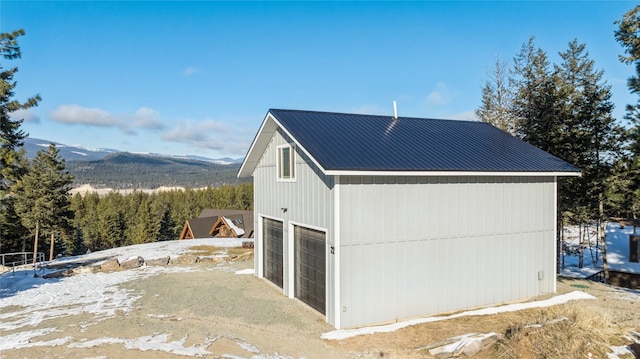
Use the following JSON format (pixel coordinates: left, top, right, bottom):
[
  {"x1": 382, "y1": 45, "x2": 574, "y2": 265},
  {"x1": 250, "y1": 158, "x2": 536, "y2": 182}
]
[
  {"x1": 237, "y1": 112, "x2": 278, "y2": 178},
  {"x1": 324, "y1": 170, "x2": 582, "y2": 177},
  {"x1": 238, "y1": 110, "x2": 328, "y2": 178}
]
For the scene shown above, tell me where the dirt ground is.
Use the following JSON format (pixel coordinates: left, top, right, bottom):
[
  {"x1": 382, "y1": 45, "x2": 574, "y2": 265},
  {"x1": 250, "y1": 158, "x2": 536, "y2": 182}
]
[{"x1": 2, "y1": 252, "x2": 639, "y2": 359}]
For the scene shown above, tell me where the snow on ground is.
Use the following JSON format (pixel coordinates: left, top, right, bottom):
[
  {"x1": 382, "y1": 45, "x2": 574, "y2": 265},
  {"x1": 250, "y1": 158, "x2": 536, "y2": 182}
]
[
  {"x1": 0, "y1": 237, "x2": 244, "y2": 354},
  {"x1": 560, "y1": 222, "x2": 640, "y2": 278},
  {"x1": 69, "y1": 184, "x2": 187, "y2": 196},
  {"x1": 55, "y1": 237, "x2": 243, "y2": 266},
  {"x1": 68, "y1": 333, "x2": 217, "y2": 356},
  {"x1": 321, "y1": 291, "x2": 596, "y2": 340}
]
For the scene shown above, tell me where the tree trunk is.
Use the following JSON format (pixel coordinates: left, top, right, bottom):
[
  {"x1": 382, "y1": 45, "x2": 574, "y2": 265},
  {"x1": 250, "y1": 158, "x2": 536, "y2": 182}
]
[
  {"x1": 49, "y1": 232, "x2": 54, "y2": 261},
  {"x1": 600, "y1": 194, "x2": 609, "y2": 282},
  {"x1": 32, "y1": 220, "x2": 39, "y2": 267},
  {"x1": 578, "y1": 224, "x2": 584, "y2": 269}
]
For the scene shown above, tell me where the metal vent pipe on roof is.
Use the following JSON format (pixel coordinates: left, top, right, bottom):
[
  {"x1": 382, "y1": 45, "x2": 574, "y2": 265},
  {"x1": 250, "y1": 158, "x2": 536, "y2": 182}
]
[{"x1": 393, "y1": 100, "x2": 398, "y2": 119}]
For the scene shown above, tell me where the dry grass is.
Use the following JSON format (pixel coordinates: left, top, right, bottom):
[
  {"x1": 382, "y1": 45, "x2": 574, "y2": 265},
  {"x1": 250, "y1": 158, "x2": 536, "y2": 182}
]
[
  {"x1": 490, "y1": 303, "x2": 623, "y2": 358},
  {"x1": 187, "y1": 245, "x2": 251, "y2": 257}
]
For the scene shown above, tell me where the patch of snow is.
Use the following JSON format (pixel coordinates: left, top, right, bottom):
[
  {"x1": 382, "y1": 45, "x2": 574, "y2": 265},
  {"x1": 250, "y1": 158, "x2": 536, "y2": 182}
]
[
  {"x1": 70, "y1": 150, "x2": 88, "y2": 156},
  {"x1": 224, "y1": 216, "x2": 245, "y2": 236},
  {"x1": 608, "y1": 345, "x2": 636, "y2": 359},
  {"x1": 235, "y1": 268, "x2": 254, "y2": 275},
  {"x1": 237, "y1": 340, "x2": 260, "y2": 353},
  {"x1": 0, "y1": 269, "x2": 144, "y2": 331},
  {"x1": 560, "y1": 222, "x2": 640, "y2": 277},
  {"x1": 0, "y1": 328, "x2": 72, "y2": 351},
  {"x1": 321, "y1": 291, "x2": 595, "y2": 340},
  {"x1": 50, "y1": 237, "x2": 243, "y2": 266},
  {"x1": 69, "y1": 333, "x2": 216, "y2": 356}
]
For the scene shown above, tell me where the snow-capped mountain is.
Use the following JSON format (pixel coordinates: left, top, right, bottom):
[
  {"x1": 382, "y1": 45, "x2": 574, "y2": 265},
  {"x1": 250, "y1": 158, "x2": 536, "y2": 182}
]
[{"x1": 23, "y1": 137, "x2": 242, "y2": 164}]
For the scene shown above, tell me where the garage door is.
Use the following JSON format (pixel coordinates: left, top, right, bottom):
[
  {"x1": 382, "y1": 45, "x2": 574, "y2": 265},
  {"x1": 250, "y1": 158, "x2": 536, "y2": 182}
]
[
  {"x1": 294, "y1": 226, "x2": 326, "y2": 314},
  {"x1": 263, "y1": 218, "x2": 283, "y2": 288}
]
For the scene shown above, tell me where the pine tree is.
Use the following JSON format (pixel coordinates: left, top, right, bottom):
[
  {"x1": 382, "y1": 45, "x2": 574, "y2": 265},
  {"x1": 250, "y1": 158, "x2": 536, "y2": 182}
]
[
  {"x1": 96, "y1": 192, "x2": 126, "y2": 249},
  {"x1": 0, "y1": 29, "x2": 41, "y2": 253},
  {"x1": 555, "y1": 40, "x2": 620, "y2": 273},
  {"x1": 555, "y1": 39, "x2": 620, "y2": 213},
  {"x1": 511, "y1": 37, "x2": 563, "y2": 153},
  {"x1": 13, "y1": 144, "x2": 74, "y2": 259},
  {"x1": 155, "y1": 201, "x2": 177, "y2": 241},
  {"x1": 127, "y1": 197, "x2": 160, "y2": 245},
  {"x1": 615, "y1": 5, "x2": 640, "y2": 221}
]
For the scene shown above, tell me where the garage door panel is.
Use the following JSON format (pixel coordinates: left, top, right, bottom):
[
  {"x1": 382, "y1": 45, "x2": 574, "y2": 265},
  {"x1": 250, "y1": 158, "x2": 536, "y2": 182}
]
[
  {"x1": 263, "y1": 218, "x2": 283, "y2": 288},
  {"x1": 294, "y1": 226, "x2": 326, "y2": 314}
]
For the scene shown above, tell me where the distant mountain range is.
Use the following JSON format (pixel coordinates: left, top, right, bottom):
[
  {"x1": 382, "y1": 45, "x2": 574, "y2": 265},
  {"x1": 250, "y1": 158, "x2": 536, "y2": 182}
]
[
  {"x1": 23, "y1": 138, "x2": 248, "y2": 189},
  {"x1": 23, "y1": 137, "x2": 243, "y2": 165}
]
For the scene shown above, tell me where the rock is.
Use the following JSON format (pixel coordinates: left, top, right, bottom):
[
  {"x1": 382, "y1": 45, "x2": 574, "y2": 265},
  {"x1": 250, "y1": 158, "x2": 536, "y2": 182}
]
[
  {"x1": 232, "y1": 251, "x2": 254, "y2": 262},
  {"x1": 171, "y1": 254, "x2": 198, "y2": 265},
  {"x1": 43, "y1": 269, "x2": 74, "y2": 279},
  {"x1": 145, "y1": 257, "x2": 170, "y2": 266},
  {"x1": 198, "y1": 257, "x2": 225, "y2": 264},
  {"x1": 100, "y1": 258, "x2": 120, "y2": 272},
  {"x1": 427, "y1": 332, "x2": 501, "y2": 358},
  {"x1": 462, "y1": 333, "x2": 500, "y2": 356},
  {"x1": 120, "y1": 256, "x2": 145, "y2": 270}
]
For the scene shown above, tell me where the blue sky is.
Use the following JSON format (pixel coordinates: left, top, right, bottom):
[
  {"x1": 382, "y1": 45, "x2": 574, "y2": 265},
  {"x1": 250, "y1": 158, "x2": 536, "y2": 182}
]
[{"x1": 1, "y1": 1, "x2": 637, "y2": 159}]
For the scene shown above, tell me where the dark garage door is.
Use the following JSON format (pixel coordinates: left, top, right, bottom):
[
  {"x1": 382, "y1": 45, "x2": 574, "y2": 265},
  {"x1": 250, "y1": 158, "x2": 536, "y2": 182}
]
[
  {"x1": 263, "y1": 218, "x2": 283, "y2": 288},
  {"x1": 294, "y1": 226, "x2": 326, "y2": 314}
]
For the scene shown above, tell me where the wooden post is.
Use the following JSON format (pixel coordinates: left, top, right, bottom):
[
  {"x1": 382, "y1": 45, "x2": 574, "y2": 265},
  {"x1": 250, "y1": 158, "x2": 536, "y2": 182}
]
[
  {"x1": 49, "y1": 232, "x2": 55, "y2": 261},
  {"x1": 32, "y1": 220, "x2": 39, "y2": 267}
]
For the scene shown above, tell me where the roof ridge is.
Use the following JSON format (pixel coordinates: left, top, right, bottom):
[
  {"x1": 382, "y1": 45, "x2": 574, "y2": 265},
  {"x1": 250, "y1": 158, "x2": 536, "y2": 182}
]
[{"x1": 268, "y1": 108, "x2": 481, "y2": 124}]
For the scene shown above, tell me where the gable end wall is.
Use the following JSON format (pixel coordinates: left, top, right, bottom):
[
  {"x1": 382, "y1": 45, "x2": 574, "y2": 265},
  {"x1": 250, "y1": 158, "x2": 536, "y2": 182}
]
[{"x1": 252, "y1": 128, "x2": 336, "y2": 325}]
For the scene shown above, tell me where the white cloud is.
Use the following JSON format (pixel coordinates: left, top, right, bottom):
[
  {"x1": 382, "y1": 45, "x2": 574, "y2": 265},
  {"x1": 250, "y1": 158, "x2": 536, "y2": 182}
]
[
  {"x1": 132, "y1": 107, "x2": 164, "y2": 130},
  {"x1": 9, "y1": 108, "x2": 40, "y2": 124},
  {"x1": 426, "y1": 82, "x2": 451, "y2": 106},
  {"x1": 162, "y1": 118, "x2": 252, "y2": 156},
  {"x1": 50, "y1": 104, "x2": 165, "y2": 134},
  {"x1": 51, "y1": 104, "x2": 115, "y2": 126}
]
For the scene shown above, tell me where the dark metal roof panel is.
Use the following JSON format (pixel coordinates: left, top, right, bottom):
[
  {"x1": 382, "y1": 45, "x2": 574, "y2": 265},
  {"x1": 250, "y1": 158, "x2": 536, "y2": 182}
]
[{"x1": 268, "y1": 109, "x2": 579, "y2": 173}]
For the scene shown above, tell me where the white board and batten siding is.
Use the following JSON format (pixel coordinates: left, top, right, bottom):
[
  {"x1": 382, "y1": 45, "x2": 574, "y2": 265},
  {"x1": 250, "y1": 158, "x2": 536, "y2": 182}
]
[
  {"x1": 337, "y1": 175, "x2": 557, "y2": 328},
  {"x1": 253, "y1": 128, "x2": 337, "y2": 325}
]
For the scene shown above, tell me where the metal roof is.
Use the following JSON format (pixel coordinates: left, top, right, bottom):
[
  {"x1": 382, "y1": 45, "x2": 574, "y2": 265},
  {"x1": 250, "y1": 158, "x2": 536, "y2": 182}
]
[{"x1": 238, "y1": 109, "x2": 580, "y2": 177}]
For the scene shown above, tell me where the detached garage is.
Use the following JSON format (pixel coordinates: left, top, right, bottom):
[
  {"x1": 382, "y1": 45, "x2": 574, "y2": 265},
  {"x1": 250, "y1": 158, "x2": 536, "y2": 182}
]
[{"x1": 238, "y1": 109, "x2": 580, "y2": 329}]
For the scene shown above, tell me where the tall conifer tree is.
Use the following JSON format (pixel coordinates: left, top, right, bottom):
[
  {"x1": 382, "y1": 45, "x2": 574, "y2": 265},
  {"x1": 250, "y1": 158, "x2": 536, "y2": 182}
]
[
  {"x1": 615, "y1": 5, "x2": 640, "y2": 220},
  {"x1": 13, "y1": 144, "x2": 74, "y2": 259},
  {"x1": 0, "y1": 30, "x2": 41, "y2": 253}
]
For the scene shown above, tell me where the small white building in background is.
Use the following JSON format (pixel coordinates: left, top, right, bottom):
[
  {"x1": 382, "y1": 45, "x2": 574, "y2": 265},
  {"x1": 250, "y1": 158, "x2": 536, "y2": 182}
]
[{"x1": 238, "y1": 109, "x2": 580, "y2": 329}]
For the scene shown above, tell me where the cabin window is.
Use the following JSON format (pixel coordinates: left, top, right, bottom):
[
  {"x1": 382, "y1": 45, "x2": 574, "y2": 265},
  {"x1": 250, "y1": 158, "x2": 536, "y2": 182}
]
[{"x1": 277, "y1": 144, "x2": 296, "y2": 181}]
